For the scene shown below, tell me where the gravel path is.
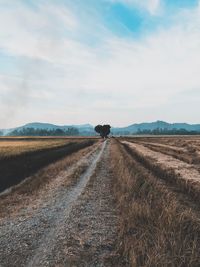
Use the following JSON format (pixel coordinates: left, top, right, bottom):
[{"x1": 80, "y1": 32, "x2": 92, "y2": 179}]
[{"x1": 0, "y1": 140, "x2": 121, "y2": 267}]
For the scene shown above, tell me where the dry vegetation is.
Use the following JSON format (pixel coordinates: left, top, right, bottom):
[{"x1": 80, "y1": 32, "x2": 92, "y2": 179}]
[
  {"x1": 0, "y1": 137, "x2": 90, "y2": 159},
  {"x1": 0, "y1": 141, "x2": 101, "y2": 219},
  {"x1": 123, "y1": 136, "x2": 200, "y2": 165},
  {"x1": 111, "y1": 138, "x2": 200, "y2": 266},
  {"x1": 1, "y1": 136, "x2": 200, "y2": 266},
  {"x1": 0, "y1": 137, "x2": 97, "y2": 192}
]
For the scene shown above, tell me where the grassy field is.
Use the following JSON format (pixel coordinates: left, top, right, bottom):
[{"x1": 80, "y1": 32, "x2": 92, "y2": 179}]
[
  {"x1": 111, "y1": 136, "x2": 200, "y2": 266},
  {"x1": 0, "y1": 137, "x2": 97, "y2": 192},
  {"x1": 1, "y1": 136, "x2": 200, "y2": 266},
  {"x1": 0, "y1": 137, "x2": 97, "y2": 159}
]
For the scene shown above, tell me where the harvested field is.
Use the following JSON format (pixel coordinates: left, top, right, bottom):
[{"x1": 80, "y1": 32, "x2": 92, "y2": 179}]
[
  {"x1": 111, "y1": 138, "x2": 200, "y2": 266},
  {"x1": 1, "y1": 136, "x2": 200, "y2": 266},
  {"x1": 0, "y1": 138, "x2": 97, "y2": 192},
  {"x1": 0, "y1": 137, "x2": 97, "y2": 159},
  {"x1": 0, "y1": 139, "x2": 127, "y2": 267},
  {"x1": 123, "y1": 136, "x2": 200, "y2": 167}
]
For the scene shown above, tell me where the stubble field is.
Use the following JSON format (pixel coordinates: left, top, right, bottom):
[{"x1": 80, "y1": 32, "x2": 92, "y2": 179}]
[{"x1": 1, "y1": 136, "x2": 200, "y2": 266}]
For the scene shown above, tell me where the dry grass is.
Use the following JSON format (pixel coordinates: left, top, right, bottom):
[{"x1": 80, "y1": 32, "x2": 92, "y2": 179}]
[
  {"x1": 0, "y1": 141, "x2": 100, "y2": 219},
  {"x1": 122, "y1": 136, "x2": 200, "y2": 171},
  {"x1": 142, "y1": 143, "x2": 200, "y2": 165},
  {"x1": 123, "y1": 136, "x2": 200, "y2": 157},
  {"x1": 0, "y1": 139, "x2": 97, "y2": 192},
  {"x1": 0, "y1": 138, "x2": 83, "y2": 159},
  {"x1": 122, "y1": 141, "x2": 200, "y2": 204},
  {"x1": 110, "y1": 139, "x2": 200, "y2": 267}
]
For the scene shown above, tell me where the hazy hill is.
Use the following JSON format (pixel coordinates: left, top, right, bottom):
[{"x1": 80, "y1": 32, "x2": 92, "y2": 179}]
[
  {"x1": 112, "y1": 121, "x2": 200, "y2": 134},
  {"x1": 1, "y1": 121, "x2": 200, "y2": 136},
  {"x1": 20, "y1": 122, "x2": 93, "y2": 130},
  {"x1": 1, "y1": 123, "x2": 95, "y2": 136}
]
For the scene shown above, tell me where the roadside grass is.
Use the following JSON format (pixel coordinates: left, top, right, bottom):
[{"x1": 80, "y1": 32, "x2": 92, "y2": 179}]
[
  {"x1": 0, "y1": 139, "x2": 97, "y2": 193},
  {"x1": 110, "y1": 139, "x2": 200, "y2": 267},
  {"x1": 0, "y1": 141, "x2": 100, "y2": 218}
]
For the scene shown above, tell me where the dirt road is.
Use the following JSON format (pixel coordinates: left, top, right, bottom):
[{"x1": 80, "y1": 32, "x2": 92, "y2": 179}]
[{"x1": 0, "y1": 140, "x2": 124, "y2": 267}]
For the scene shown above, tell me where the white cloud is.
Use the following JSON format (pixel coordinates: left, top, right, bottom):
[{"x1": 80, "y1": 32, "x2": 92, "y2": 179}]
[
  {"x1": 0, "y1": 2, "x2": 78, "y2": 58},
  {"x1": 0, "y1": 1, "x2": 200, "y2": 127}
]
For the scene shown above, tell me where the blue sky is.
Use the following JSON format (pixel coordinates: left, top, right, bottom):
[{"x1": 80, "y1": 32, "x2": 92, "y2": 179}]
[{"x1": 0, "y1": 0, "x2": 200, "y2": 128}]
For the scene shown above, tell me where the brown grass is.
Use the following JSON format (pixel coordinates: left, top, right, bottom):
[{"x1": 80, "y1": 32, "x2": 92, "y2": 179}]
[
  {"x1": 110, "y1": 139, "x2": 200, "y2": 266},
  {"x1": 0, "y1": 141, "x2": 100, "y2": 219},
  {"x1": 142, "y1": 143, "x2": 200, "y2": 165},
  {"x1": 122, "y1": 136, "x2": 200, "y2": 163},
  {"x1": 0, "y1": 139, "x2": 97, "y2": 192},
  {"x1": 125, "y1": 137, "x2": 200, "y2": 166},
  {"x1": 122, "y1": 142, "x2": 200, "y2": 204},
  {"x1": 0, "y1": 138, "x2": 85, "y2": 159}
]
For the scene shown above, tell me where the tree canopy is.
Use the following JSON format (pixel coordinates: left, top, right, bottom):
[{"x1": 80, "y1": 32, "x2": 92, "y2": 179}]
[{"x1": 94, "y1": 124, "x2": 111, "y2": 138}]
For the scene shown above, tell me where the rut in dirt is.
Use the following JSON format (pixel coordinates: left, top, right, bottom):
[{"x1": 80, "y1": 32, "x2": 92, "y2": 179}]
[
  {"x1": 34, "y1": 140, "x2": 124, "y2": 267},
  {"x1": 0, "y1": 140, "x2": 123, "y2": 267}
]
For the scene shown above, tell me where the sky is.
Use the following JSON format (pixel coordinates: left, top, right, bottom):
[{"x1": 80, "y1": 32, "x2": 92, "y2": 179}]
[{"x1": 0, "y1": 0, "x2": 200, "y2": 128}]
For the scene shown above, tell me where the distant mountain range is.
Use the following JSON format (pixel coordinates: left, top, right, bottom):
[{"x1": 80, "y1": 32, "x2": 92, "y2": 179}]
[
  {"x1": 1, "y1": 121, "x2": 200, "y2": 136},
  {"x1": 112, "y1": 121, "x2": 200, "y2": 135},
  {"x1": 0, "y1": 122, "x2": 94, "y2": 136}
]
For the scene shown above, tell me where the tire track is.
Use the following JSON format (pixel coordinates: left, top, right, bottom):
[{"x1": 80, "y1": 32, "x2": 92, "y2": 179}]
[
  {"x1": 30, "y1": 139, "x2": 122, "y2": 267},
  {"x1": 27, "y1": 140, "x2": 107, "y2": 267},
  {"x1": 0, "y1": 141, "x2": 107, "y2": 267}
]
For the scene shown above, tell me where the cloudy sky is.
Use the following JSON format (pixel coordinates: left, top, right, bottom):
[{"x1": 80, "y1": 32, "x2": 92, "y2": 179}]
[{"x1": 0, "y1": 0, "x2": 200, "y2": 128}]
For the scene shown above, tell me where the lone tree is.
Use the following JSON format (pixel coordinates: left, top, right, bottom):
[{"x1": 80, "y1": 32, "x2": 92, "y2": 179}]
[{"x1": 94, "y1": 124, "x2": 111, "y2": 138}]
